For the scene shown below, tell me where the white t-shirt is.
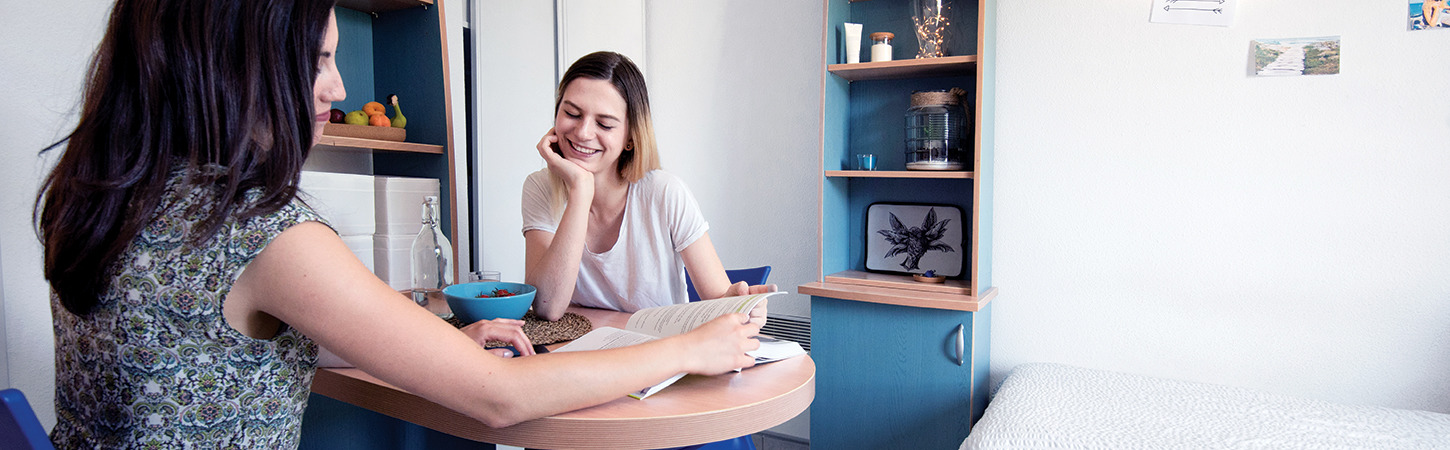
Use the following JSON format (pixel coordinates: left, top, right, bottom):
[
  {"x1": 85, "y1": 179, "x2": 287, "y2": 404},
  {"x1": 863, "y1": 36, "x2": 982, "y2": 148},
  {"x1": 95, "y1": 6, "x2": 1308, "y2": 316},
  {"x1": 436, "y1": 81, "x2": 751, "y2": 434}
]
[{"x1": 521, "y1": 169, "x2": 709, "y2": 312}]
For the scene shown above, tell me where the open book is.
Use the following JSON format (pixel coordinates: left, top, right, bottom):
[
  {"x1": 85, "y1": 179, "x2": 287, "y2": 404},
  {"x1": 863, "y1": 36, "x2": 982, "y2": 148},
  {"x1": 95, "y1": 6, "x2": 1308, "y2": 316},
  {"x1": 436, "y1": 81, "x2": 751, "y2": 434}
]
[{"x1": 554, "y1": 292, "x2": 805, "y2": 399}]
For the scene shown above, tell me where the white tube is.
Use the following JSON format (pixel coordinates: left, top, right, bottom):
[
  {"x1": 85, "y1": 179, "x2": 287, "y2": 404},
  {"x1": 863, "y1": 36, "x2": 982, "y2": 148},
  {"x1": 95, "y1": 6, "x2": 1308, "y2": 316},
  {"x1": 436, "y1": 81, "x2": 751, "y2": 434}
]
[{"x1": 843, "y1": 23, "x2": 863, "y2": 64}]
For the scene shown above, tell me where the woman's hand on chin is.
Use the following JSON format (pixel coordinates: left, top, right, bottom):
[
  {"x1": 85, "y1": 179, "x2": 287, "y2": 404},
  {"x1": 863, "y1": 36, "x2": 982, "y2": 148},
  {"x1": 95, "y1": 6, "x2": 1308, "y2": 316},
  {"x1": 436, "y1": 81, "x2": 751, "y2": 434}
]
[{"x1": 537, "y1": 128, "x2": 593, "y2": 191}]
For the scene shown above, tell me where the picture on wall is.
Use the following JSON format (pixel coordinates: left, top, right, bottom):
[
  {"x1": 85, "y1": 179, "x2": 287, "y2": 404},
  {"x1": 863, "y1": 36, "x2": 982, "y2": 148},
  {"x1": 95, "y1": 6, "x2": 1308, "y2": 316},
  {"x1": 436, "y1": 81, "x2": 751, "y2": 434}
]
[
  {"x1": 865, "y1": 203, "x2": 966, "y2": 277},
  {"x1": 1252, "y1": 36, "x2": 1340, "y2": 77},
  {"x1": 1411, "y1": 1, "x2": 1450, "y2": 30}
]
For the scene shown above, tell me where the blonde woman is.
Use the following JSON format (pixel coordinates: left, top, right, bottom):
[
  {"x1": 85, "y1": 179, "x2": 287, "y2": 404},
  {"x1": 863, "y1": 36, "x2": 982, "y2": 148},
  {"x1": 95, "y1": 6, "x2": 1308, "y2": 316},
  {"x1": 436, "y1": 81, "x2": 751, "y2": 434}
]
[{"x1": 522, "y1": 52, "x2": 776, "y2": 323}]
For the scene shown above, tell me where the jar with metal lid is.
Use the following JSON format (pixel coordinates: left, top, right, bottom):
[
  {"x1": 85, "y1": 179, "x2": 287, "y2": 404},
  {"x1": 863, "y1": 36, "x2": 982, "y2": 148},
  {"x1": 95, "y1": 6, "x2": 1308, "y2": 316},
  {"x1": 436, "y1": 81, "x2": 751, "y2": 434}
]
[{"x1": 904, "y1": 88, "x2": 970, "y2": 170}]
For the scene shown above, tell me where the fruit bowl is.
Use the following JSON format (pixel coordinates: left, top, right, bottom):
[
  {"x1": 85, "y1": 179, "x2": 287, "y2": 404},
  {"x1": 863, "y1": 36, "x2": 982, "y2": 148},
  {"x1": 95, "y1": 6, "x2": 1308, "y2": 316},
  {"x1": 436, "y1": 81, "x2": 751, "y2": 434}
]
[
  {"x1": 323, "y1": 123, "x2": 405, "y2": 142},
  {"x1": 443, "y1": 281, "x2": 535, "y2": 323}
]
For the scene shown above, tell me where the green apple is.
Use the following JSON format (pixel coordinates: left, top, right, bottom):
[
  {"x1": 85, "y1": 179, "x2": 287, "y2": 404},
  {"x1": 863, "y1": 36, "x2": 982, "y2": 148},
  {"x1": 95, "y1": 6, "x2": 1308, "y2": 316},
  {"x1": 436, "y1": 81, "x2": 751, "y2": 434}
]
[{"x1": 344, "y1": 110, "x2": 368, "y2": 126}]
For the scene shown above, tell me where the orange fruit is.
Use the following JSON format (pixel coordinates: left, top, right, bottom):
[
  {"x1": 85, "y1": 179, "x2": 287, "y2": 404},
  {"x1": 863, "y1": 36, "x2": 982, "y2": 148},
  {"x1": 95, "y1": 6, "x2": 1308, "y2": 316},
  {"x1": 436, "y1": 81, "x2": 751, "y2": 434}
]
[
  {"x1": 368, "y1": 114, "x2": 391, "y2": 127},
  {"x1": 363, "y1": 101, "x2": 386, "y2": 116}
]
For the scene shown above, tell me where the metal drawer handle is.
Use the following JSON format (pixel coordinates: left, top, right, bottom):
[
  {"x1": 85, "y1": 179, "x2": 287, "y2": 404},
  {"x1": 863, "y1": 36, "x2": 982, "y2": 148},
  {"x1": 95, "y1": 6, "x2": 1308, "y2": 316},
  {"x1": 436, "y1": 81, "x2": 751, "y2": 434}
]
[{"x1": 954, "y1": 324, "x2": 965, "y2": 366}]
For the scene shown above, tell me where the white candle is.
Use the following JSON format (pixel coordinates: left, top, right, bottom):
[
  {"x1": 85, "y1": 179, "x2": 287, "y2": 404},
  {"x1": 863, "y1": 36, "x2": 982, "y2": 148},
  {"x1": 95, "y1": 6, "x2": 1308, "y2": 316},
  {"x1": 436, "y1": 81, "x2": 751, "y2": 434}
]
[{"x1": 871, "y1": 42, "x2": 892, "y2": 62}]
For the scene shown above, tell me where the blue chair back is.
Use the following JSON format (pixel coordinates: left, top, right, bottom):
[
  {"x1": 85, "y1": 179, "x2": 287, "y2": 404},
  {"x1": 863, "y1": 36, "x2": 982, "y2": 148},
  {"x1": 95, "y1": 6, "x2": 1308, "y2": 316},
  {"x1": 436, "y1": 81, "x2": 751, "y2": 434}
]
[
  {"x1": 686, "y1": 266, "x2": 772, "y2": 302},
  {"x1": 1, "y1": 388, "x2": 54, "y2": 450}
]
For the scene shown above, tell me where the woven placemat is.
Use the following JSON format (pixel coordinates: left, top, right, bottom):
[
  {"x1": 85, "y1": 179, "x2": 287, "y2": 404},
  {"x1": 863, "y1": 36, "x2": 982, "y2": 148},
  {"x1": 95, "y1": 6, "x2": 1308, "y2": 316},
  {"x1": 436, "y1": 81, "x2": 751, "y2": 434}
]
[{"x1": 446, "y1": 310, "x2": 593, "y2": 347}]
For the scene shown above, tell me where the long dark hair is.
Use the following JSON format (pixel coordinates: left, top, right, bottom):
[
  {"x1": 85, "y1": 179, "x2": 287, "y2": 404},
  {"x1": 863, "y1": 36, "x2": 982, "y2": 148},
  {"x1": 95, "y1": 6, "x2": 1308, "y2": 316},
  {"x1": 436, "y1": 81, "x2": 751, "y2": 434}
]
[{"x1": 35, "y1": 0, "x2": 337, "y2": 315}]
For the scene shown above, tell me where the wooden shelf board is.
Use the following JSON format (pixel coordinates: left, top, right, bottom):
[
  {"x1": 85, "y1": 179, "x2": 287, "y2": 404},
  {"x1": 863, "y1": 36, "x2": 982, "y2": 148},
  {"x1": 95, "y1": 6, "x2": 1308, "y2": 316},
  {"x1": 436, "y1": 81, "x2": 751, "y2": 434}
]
[
  {"x1": 825, "y1": 270, "x2": 971, "y2": 295},
  {"x1": 826, "y1": 170, "x2": 973, "y2": 179},
  {"x1": 316, "y1": 134, "x2": 444, "y2": 154},
  {"x1": 827, "y1": 55, "x2": 977, "y2": 81},
  {"x1": 336, "y1": 0, "x2": 433, "y2": 14},
  {"x1": 799, "y1": 279, "x2": 996, "y2": 312}
]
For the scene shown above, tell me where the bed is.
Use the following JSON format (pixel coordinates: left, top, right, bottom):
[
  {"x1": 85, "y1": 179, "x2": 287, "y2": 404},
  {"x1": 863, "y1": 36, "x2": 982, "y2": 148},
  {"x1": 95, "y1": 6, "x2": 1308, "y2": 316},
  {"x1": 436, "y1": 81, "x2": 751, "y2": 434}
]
[{"x1": 964, "y1": 363, "x2": 1450, "y2": 449}]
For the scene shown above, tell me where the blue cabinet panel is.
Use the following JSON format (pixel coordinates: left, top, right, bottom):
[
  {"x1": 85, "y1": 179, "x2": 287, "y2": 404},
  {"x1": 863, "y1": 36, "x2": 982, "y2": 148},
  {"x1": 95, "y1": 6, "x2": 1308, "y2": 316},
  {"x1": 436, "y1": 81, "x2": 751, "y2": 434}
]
[
  {"x1": 811, "y1": 297, "x2": 989, "y2": 450},
  {"x1": 300, "y1": 394, "x2": 495, "y2": 450}
]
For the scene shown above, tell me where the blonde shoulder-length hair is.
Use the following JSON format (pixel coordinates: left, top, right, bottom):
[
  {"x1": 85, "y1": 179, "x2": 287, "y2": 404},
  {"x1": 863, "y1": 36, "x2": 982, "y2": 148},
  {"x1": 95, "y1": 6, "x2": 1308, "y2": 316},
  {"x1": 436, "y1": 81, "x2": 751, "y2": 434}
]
[{"x1": 548, "y1": 51, "x2": 661, "y2": 218}]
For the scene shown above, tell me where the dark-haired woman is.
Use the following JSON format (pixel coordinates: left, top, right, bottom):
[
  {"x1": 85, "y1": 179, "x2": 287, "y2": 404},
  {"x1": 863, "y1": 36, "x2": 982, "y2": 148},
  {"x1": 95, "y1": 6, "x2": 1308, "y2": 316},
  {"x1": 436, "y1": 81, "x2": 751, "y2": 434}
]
[
  {"x1": 522, "y1": 51, "x2": 777, "y2": 324},
  {"x1": 37, "y1": 2, "x2": 762, "y2": 447}
]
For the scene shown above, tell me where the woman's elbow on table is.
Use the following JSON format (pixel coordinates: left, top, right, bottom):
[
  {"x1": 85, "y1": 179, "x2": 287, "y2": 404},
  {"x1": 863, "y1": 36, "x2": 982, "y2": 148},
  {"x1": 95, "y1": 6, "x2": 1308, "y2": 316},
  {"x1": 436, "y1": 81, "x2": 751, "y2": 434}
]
[
  {"x1": 452, "y1": 382, "x2": 539, "y2": 428},
  {"x1": 469, "y1": 408, "x2": 530, "y2": 429},
  {"x1": 530, "y1": 294, "x2": 569, "y2": 321}
]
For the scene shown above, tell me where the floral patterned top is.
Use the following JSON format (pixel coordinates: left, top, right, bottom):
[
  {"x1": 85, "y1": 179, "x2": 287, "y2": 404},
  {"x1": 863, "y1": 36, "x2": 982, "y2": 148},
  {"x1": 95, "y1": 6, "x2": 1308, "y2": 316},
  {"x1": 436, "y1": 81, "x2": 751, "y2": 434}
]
[{"x1": 51, "y1": 174, "x2": 327, "y2": 449}]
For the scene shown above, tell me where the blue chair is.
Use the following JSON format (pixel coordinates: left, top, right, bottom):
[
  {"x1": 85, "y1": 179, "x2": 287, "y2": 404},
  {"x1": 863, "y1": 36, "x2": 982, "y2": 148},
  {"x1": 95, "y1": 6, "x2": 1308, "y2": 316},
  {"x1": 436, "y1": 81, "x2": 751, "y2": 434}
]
[
  {"x1": 675, "y1": 266, "x2": 770, "y2": 450},
  {"x1": 685, "y1": 266, "x2": 772, "y2": 302},
  {"x1": 1, "y1": 388, "x2": 54, "y2": 450}
]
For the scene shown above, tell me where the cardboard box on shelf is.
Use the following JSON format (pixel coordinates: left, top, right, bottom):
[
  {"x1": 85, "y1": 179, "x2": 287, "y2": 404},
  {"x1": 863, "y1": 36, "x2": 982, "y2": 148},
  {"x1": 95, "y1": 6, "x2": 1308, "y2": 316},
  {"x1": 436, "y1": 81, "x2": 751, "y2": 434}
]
[
  {"x1": 340, "y1": 234, "x2": 375, "y2": 274},
  {"x1": 374, "y1": 233, "x2": 415, "y2": 291},
  {"x1": 300, "y1": 171, "x2": 376, "y2": 236},
  {"x1": 375, "y1": 176, "x2": 440, "y2": 236}
]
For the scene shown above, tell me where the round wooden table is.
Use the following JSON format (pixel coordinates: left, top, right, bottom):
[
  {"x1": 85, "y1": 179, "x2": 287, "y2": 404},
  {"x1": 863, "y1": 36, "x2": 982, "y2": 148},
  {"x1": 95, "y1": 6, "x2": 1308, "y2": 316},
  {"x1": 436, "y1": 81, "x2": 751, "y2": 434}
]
[{"x1": 310, "y1": 306, "x2": 816, "y2": 449}]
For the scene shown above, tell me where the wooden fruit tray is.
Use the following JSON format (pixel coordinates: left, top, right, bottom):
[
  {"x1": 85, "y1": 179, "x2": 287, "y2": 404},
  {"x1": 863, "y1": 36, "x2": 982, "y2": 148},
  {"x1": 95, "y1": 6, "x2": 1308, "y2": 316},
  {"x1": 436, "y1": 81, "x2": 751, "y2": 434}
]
[{"x1": 323, "y1": 123, "x2": 405, "y2": 142}]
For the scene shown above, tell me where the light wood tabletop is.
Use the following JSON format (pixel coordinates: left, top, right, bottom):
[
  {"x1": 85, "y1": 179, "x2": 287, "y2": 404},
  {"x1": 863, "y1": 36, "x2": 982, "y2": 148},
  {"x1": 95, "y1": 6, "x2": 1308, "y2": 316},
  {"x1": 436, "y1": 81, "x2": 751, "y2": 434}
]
[{"x1": 310, "y1": 306, "x2": 816, "y2": 449}]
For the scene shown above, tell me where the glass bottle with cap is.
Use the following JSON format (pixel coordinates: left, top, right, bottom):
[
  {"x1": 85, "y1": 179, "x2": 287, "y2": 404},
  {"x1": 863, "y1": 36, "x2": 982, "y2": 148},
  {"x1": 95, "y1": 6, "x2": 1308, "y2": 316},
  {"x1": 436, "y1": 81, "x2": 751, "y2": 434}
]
[{"x1": 410, "y1": 195, "x2": 454, "y2": 318}]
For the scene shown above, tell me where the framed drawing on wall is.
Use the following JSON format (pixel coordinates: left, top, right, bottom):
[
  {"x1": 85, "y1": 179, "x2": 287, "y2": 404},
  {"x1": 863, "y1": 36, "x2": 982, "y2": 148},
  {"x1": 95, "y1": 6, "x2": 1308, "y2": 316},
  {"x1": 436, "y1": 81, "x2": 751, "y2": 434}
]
[{"x1": 865, "y1": 202, "x2": 966, "y2": 277}]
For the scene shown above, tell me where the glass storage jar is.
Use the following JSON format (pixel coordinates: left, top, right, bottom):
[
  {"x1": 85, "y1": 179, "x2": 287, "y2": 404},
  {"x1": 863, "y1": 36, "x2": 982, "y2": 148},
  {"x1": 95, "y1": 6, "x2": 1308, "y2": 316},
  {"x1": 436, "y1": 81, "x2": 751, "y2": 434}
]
[
  {"x1": 904, "y1": 88, "x2": 970, "y2": 170},
  {"x1": 870, "y1": 32, "x2": 894, "y2": 62}
]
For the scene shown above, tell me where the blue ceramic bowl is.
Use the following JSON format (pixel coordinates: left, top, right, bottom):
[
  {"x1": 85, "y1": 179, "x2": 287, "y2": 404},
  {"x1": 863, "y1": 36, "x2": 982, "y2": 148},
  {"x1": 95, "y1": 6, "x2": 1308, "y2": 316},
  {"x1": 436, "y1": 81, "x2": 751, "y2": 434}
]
[{"x1": 443, "y1": 281, "x2": 535, "y2": 323}]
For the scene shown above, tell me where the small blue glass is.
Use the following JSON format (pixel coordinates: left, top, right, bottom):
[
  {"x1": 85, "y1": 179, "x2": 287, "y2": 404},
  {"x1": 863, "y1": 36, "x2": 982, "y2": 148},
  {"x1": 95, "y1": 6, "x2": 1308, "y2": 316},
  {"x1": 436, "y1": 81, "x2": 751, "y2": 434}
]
[{"x1": 856, "y1": 153, "x2": 877, "y2": 171}]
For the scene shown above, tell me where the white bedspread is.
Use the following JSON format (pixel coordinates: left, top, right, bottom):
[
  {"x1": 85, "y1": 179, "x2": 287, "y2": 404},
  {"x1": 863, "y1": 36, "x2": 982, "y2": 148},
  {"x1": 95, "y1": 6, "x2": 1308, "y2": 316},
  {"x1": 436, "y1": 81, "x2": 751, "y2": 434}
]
[{"x1": 965, "y1": 363, "x2": 1450, "y2": 449}]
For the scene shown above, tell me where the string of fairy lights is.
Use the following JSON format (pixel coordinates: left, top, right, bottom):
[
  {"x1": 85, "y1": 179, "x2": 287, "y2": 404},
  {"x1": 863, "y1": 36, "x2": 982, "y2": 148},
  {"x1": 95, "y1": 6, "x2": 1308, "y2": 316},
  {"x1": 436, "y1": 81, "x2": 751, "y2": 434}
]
[{"x1": 913, "y1": 2, "x2": 951, "y2": 58}]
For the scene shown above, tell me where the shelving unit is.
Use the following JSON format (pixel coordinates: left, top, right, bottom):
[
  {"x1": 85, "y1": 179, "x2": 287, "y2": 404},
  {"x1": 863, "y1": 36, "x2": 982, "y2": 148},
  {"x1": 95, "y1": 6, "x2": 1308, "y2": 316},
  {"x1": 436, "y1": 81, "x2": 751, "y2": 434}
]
[
  {"x1": 310, "y1": 0, "x2": 461, "y2": 273},
  {"x1": 300, "y1": 1, "x2": 467, "y2": 445},
  {"x1": 804, "y1": 0, "x2": 996, "y2": 448}
]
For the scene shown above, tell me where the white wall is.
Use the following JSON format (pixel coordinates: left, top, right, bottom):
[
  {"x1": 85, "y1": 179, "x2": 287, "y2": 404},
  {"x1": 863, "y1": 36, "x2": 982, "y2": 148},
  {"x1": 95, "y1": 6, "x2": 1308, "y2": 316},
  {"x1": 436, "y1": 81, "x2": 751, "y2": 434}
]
[
  {"x1": 473, "y1": 0, "x2": 822, "y2": 319},
  {"x1": 472, "y1": 0, "x2": 822, "y2": 440},
  {"x1": 0, "y1": 0, "x2": 113, "y2": 426},
  {"x1": 473, "y1": 1, "x2": 562, "y2": 287},
  {"x1": 0, "y1": 238, "x2": 9, "y2": 388},
  {"x1": 991, "y1": 1, "x2": 1450, "y2": 412}
]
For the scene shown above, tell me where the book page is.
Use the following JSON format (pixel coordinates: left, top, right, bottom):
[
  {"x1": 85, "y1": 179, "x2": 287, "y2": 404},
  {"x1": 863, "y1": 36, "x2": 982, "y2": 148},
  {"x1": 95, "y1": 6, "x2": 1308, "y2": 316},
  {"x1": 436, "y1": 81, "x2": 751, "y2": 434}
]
[
  {"x1": 624, "y1": 292, "x2": 783, "y2": 337},
  {"x1": 748, "y1": 337, "x2": 807, "y2": 364},
  {"x1": 551, "y1": 327, "x2": 688, "y2": 400},
  {"x1": 552, "y1": 327, "x2": 658, "y2": 352},
  {"x1": 629, "y1": 373, "x2": 686, "y2": 400}
]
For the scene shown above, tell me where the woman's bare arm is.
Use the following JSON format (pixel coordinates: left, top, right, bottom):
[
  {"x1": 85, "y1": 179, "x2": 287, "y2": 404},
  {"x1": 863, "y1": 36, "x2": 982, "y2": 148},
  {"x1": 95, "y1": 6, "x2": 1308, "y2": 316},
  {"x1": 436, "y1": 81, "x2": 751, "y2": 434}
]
[
  {"x1": 231, "y1": 222, "x2": 761, "y2": 427},
  {"x1": 680, "y1": 233, "x2": 772, "y2": 325}
]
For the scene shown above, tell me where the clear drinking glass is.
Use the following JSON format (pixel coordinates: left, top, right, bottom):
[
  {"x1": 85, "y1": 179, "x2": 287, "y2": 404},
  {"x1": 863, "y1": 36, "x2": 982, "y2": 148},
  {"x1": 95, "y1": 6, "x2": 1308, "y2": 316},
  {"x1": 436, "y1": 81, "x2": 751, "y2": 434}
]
[
  {"x1": 913, "y1": 0, "x2": 953, "y2": 58},
  {"x1": 856, "y1": 153, "x2": 877, "y2": 171},
  {"x1": 467, "y1": 270, "x2": 501, "y2": 283}
]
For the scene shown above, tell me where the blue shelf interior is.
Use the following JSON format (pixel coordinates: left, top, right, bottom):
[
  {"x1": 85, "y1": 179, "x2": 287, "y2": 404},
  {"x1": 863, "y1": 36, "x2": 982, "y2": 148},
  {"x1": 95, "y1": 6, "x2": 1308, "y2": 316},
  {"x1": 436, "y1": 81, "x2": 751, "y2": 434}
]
[
  {"x1": 844, "y1": 0, "x2": 979, "y2": 65},
  {"x1": 334, "y1": 6, "x2": 453, "y2": 239},
  {"x1": 845, "y1": 178, "x2": 974, "y2": 277},
  {"x1": 823, "y1": 0, "x2": 982, "y2": 286}
]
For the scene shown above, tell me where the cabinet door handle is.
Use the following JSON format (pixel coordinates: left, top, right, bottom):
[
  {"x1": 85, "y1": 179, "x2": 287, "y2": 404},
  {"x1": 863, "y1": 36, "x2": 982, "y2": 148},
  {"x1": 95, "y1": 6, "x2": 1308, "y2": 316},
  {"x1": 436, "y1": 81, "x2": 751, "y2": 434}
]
[{"x1": 954, "y1": 323, "x2": 965, "y2": 366}]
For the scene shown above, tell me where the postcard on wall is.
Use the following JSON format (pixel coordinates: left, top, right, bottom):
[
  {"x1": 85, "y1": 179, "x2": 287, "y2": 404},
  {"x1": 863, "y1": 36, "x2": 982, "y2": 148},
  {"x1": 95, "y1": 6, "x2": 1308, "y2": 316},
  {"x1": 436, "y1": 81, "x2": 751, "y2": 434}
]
[
  {"x1": 1251, "y1": 36, "x2": 1341, "y2": 77},
  {"x1": 1410, "y1": 1, "x2": 1450, "y2": 30},
  {"x1": 1150, "y1": 0, "x2": 1237, "y2": 27}
]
